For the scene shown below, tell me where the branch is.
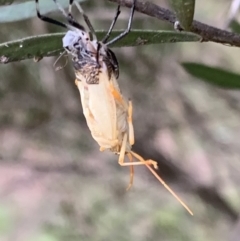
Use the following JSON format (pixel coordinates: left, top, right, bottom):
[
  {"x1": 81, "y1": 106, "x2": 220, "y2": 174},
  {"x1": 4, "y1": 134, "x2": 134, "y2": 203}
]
[{"x1": 108, "y1": 0, "x2": 240, "y2": 47}]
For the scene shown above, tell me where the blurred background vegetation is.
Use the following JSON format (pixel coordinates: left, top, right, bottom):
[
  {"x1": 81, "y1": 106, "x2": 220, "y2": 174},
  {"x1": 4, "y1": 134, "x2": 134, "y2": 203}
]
[{"x1": 1, "y1": 0, "x2": 240, "y2": 240}]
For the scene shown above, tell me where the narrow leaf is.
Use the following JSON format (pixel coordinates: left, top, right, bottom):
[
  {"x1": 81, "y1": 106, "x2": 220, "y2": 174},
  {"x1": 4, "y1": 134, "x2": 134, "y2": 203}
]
[
  {"x1": 230, "y1": 20, "x2": 240, "y2": 33},
  {"x1": 0, "y1": 0, "x2": 14, "y2": 6},
  {"x1": 0, "y1": 30, "x2": 201, "y2": 63},
  {"x1": 169, "y1": 0, "x2": 195, "y2": 30},
  {"x1": 0, "y1": 0, "x2": 85, "y2": 23},
  {"x1": 182, "y1": 62, "x2": 240, "y2": 89}
]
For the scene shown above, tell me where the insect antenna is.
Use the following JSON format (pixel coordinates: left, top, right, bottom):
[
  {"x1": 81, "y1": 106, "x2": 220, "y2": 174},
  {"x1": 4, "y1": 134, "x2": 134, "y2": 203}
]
[
  {"x1": 35, "y1": 0, "x2": 68, "y2": 28},
  {"x1": 106, "y1": 0, "x2": 136, "y2": 46},
  {"x1": 53, "y1": 51, "x2": 68, "y2": 71}
]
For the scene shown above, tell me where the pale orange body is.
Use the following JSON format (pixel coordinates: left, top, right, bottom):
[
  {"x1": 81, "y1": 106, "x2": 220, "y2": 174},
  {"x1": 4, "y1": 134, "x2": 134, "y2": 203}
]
[
  {"x1": 74, "y1": 40, "x2": 134, "y2": 158},
  {"x1": 73, "y1": 40, "x2": 193, "y2": 215},
  {"x1": 75, "y1": 58, "x2": 131, "y2": 154}
]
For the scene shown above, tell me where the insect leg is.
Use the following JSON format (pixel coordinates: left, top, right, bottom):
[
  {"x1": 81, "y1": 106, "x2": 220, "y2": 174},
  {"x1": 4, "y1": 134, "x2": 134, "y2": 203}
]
[
  {"x1": 71, "y1": 0, "x2": 97, "y2": 39},
  {"x1": 35, "y1": 0, "x2": 68, "y2": 28},
  {"x1": 126, "y1": 100, "x2": 135, "y2": 190},
  {"x1": 126, "y1": 153, "x2": 134, "y2": 191},
  {"x1": 106, "y1": 0, "x2": 136, "y2": 46},
  {"x1": 109, "y1": 82, "x2": 128, "y2": 108},
  {"x1": 102, "y1": 5, "x2": 121, "y2": 43},
  {"x1": 118, "y1": 134, "x2": 158, "y2": 168},
  {"x1": 130, "y1": 151, "x2": 193, "y2": 215},
  {"x1": 128, "y1": 100, "x2": 134, "y2": 145},
  {"x1": 52, "y1": 0, "x2": 85, "y2": 30}
]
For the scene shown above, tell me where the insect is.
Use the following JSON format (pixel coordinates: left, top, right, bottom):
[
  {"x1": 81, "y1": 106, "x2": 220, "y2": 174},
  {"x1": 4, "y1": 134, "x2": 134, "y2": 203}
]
[{"x1": 36, "y1": 0, "x2": 193, "y2": 215}]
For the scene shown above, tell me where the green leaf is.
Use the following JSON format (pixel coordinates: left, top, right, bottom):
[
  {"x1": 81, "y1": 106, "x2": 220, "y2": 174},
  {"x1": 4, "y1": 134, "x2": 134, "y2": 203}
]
[
  {"x1": 0, "y1": 0, "x2": 14, "y2": 6},
  {"x1": 169, "y1": 0, "x2": 195, "y2": 30},
  {"x1": 230, "y1": 20, "x2": 240, "y2": 34},
  {"x1": 0, "y1": 33, "x2": 63, "y2": 63},
  {"x1": 0, "y1": 0, "x2": 85, "y2": 23},
  {"x1": 182, "y1": 62, "x2": 240, "y2": 89},
  {"x1": 0, "y1": 30, "x2": 201, "y2": 63}
]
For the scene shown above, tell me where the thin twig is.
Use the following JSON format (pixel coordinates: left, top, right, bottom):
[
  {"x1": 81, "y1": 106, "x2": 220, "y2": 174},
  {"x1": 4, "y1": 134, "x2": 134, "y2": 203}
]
[{"x1": 108, "y1": 0, "x2": 240, "y2": 47}]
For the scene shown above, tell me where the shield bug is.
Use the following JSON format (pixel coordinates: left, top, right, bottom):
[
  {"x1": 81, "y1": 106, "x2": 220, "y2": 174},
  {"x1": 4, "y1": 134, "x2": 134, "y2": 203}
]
[{"x1": 35, "y1": 0, "x2": 193, "y2": 215}]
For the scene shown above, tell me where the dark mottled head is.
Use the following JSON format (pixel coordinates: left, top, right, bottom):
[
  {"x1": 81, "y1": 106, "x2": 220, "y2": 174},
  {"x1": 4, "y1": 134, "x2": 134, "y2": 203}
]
[{"x1": 35, "y1": 0, "x2": 124, "y2": 79}]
